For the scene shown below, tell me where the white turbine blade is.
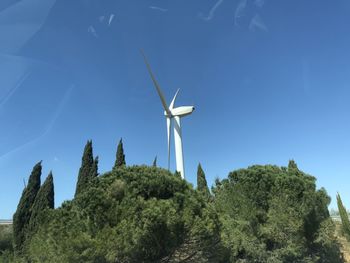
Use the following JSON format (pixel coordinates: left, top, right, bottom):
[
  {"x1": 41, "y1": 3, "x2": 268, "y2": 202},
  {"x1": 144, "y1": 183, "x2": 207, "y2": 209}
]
[
  {"x1": 169, "y1": 89, "x2": 180, "y2": 110},
  {"x1": 167, "y1": 117, "x2": 172, "y2": 170},
  {"x1": 141, "y1": 51, "x2": 171, "y2": 116}
]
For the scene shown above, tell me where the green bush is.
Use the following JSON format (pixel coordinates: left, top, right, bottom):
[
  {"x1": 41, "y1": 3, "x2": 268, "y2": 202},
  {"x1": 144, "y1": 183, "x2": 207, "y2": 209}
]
[
  {"x1": 337, "y1": 193, "x2": 350, "y2": 241},
  {"x1": 213, "y1": 165, "x2": 342, "y2": 263},
  {"x1": 0, "y1": 225, "x2": 13, "y2": 253},
  {"x1": 0, "y1": 225, "x2": 14, "y2": 263},
  {"x1": 26, "y1": 166, "x2": 226, "y2": 262},
  {"x1": 13, "y1": 162, "x2": 342, "y2": 263}
]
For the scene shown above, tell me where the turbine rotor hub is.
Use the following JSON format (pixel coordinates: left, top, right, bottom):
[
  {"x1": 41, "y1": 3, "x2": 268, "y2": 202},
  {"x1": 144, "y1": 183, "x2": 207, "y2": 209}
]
[{"x1": 164, "y1": 111, "x2": 172, "y2": 117}]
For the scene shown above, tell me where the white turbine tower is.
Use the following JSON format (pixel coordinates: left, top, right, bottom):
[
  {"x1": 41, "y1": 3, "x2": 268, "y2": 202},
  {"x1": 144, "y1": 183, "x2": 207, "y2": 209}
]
[{"x1": 142, "y1": 52, "x2": 195, "y2": 179}]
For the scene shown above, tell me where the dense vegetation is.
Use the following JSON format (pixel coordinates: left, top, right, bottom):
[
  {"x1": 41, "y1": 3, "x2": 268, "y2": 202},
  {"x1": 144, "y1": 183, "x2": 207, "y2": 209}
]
[
  {"x1": 213, "y1": 164, "x2": 341, "y2": 262},
  {"x1": 0, "y1": 141, "x2": 343, "y2": 262},
  {"x1": 0, "y1": 225, "x2": 13, "y2": 261},
  {"x1": 12, "y1": 162, "x2": 42, "y2": 254},
  {"x1": 337, "y1": 193, "x2": 350, "y2": 242},
  {"x1": 75, "y1": 140, "x2": 98, "y2": 197}
]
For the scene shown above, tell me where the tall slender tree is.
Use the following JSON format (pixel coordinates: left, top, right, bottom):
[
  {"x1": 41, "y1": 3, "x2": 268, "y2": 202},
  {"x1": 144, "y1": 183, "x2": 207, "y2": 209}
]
[
  {"x1": 28, "y1": 172, "x2": 54, "y2": 236},
  {"x1": 90, "y1": 156, "x2": 99, "y2": 178},
  {"x1": 75, "y1": 140, "x2": 95, "y2": 197},
  {"x1": 114, "y1": 138, "x2": 126, "y2": 169},
  {"x1": 197, "y1": 163, "x2": 210, "y2": 198},
  {"x1": 337, "y1": 192, "x2": 350, "y2": 240},
  {"x1": 153, "y1": 156, "x2": 157, "y2": 167},
  {"x1": 13, "y1": 161, "x2": 42, "y2": 253}
]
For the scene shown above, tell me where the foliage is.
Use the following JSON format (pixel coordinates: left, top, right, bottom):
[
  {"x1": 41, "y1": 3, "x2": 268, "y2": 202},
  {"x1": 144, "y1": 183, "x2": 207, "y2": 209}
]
[
  {"x1": 27, "y1": 172, "x2": 55, "y2": 238},
  {"x1": 337, "y1": 192, "x2": 350, "y2": 241},
  {"x1": 75, "y1": 140, "x2": 97, "y2": 197},
  {"x1": 0, "y1": 225, "x2": 15, "y2": 263},
  {"x1": 114, "y1": 138, "x2": 126, "y2": 169},
  {"x1": 153, "y1": 156, "x2": 157, "y2": 167},
  {"x1": 91, "y1": 156, "x2": 99, "y2": 178},
  {"x1": 0, "y1": 225, "x2": 13, "y2": 254},
  {"x1": 25, "y1": 166, "x2": 226, "y2": 262},
  {"x1": 13, "y1": 161, "x2": 42, "y2": 254},
  {"x1": 10, "y1": 156, "x2": 342, "y2": 263},
  {"x1": 288, "y1": 159, "x2": 298, "y2": 170},
  {"x1": 213, "y1": 164, "x2": 342, "y2": 263},
  {"x1": 197, "y1": 163, "x2": 210, "y2": 199}
]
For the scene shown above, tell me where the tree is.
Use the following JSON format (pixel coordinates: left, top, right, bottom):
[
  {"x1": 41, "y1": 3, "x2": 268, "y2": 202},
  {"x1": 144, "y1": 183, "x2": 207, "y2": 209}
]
[
  {"x1": 75, "y1": 140, "x2": 96, "y2": 197},
  {"x1": 174, "y1": 171, "x2": 182, "y2": 178},
  {"x1": 90, "y1": 156, "x2": 99, "y2": 178},
  {"x1": 288, "y1": 160, "x2": 303, "y2": 177},
  {"x1": 197, "y1": 163, "x2": 210, "y2": 198},
  {"x1": 26, "y1": 166, "x2": 226, "y2": 263},
  {"x1": 288, "y1": 159, "x2": 298, "y2": 170},
  {"x1": 213, "y1": 164, "x2": 342, "y2": 262},
  {"x1": 27, "y1": 172, "x2": 55, "y2": 237},
  {"x1": 337, "y1": 192, "x2": 350, "y2": 240},
  {"x1": 152, "y1": 156, "x2": 157, "y2": 167},
  {"x1": 113, "y1": 138, "x2": 126, "y2": 169},
  {"x1": 0, "y1": 225, "x2": 13, "y2": 255},
  {"x1": 13, "y1": 161, "x2": 42, "y2": 253}
]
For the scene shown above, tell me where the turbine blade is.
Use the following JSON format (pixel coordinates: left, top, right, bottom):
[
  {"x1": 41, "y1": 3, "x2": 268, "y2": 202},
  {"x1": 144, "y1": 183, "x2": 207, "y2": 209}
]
[
  {"x1": 141, "y1": 50, "x2": 171, "y2": 116},
  {"x1": 169, "y1": 89, "x2": 180, "y2": 110},
  {"x1": 167, "y1": 117, "x2": 172, "y2": 170}
]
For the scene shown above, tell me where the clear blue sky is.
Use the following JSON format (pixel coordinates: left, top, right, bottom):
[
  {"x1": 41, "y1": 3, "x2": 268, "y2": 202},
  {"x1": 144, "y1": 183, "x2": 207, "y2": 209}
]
[{"x1": 1, "y1": 0, "x2": 350, "y2": 218}]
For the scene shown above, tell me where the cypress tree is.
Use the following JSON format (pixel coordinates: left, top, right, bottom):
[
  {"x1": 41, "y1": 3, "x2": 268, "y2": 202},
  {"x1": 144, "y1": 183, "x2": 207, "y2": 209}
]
[
  {"x1": 153, "y1": 156, "x2": 157, "y2": 167},
  {"x1": 13, "y1": 161, "x2": 42, "y2": 253},
  {"x1": 75, "y1": 140, "x2": 95, "y2": 197},
  {"x1": 28, "y1": 172, "x2": 54, "y2": 236},
  {"x1": 114, "y1": 138, "x2": 126, "y2": 169},
  {"x1": 197, "y1": 163, "x2": 210, "y2": 198},
  {"x1": 90, "y1": 156, "x2": 99, "y2": 178},
  {"x1": 337, "y1": 192, "x2": 350, "y2": 240}
]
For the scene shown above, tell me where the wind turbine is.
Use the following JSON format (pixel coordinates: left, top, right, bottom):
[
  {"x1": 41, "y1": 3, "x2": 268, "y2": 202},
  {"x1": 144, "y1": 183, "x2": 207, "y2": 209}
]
[{"x1": 142, "y1": 52, "x2": 195, "y2": 179}]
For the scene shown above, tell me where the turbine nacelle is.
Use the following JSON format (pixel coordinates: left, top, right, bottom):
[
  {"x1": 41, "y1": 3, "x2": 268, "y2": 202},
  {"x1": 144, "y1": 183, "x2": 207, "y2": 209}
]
[{"x1": 165, "y1": 106, "x2": 195, "y2": 118}]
